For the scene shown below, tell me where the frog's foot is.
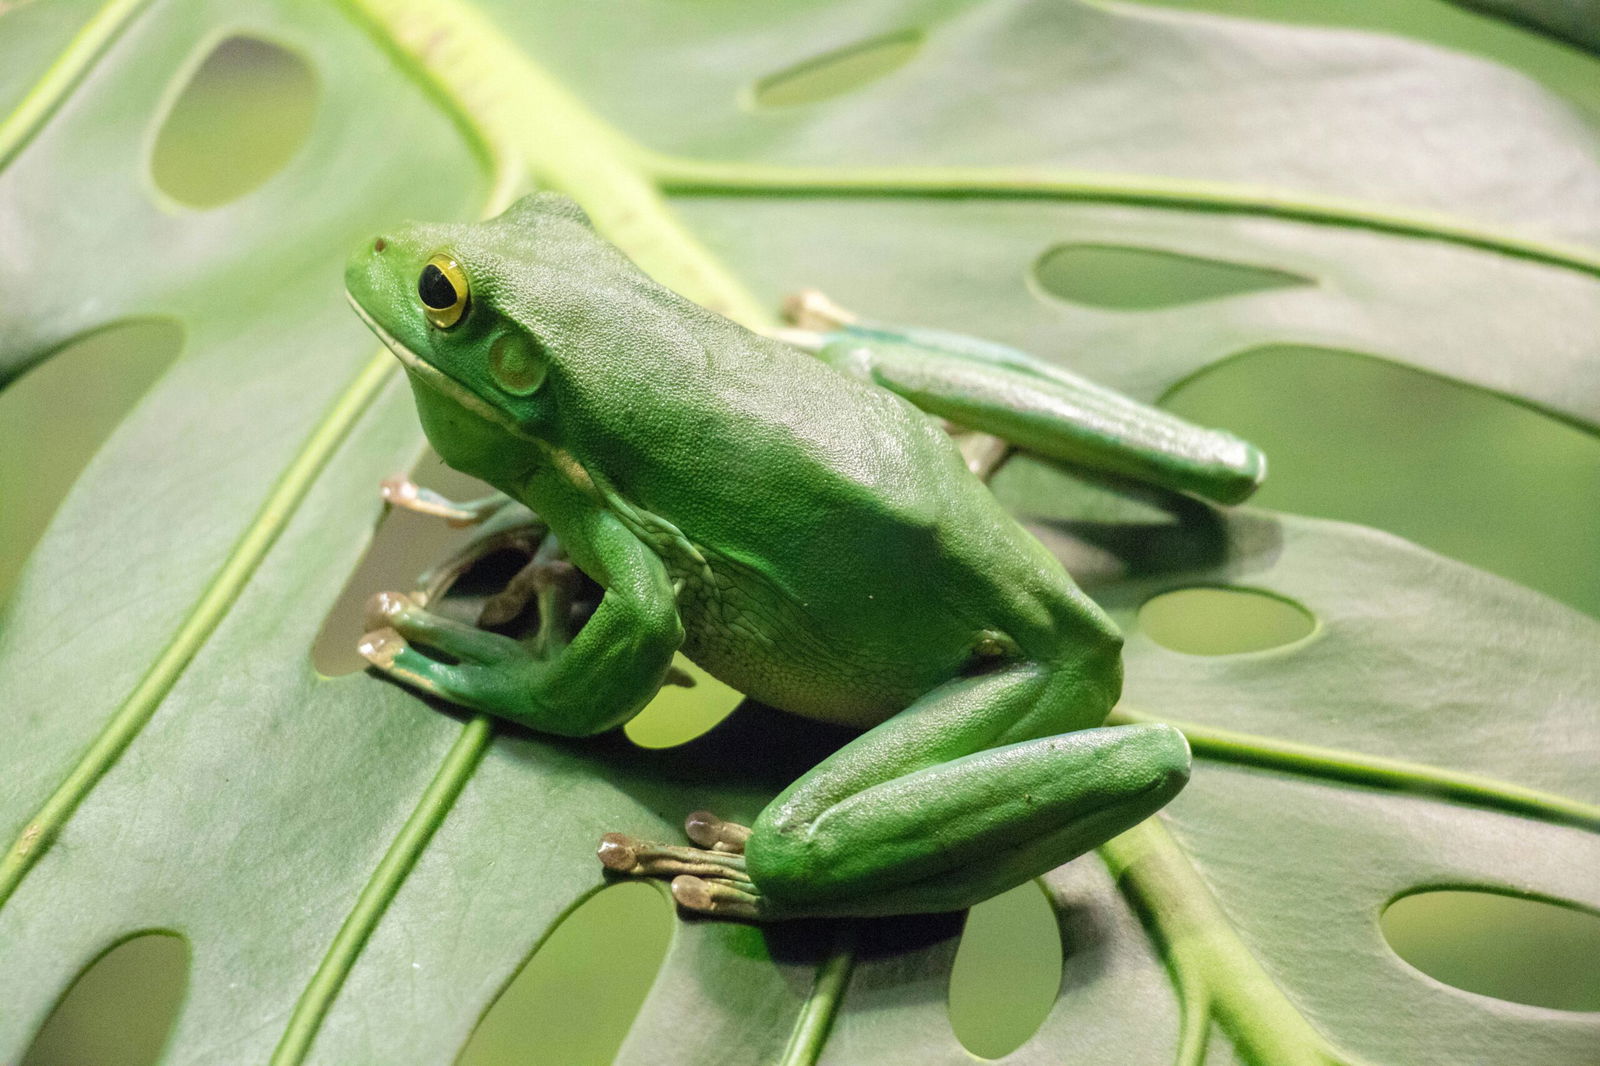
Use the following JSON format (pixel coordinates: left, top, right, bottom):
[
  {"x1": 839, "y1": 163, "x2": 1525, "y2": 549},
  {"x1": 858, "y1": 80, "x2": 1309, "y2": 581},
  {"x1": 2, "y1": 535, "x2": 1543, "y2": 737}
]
[
  {"x1": 598, "y1": 811, "x2": 768, "y2": 920},
  {"x1": 479, "y1": 556, "x2": 582, "y2": 627},
  {"x1": 359, "y1": 591, "x2": 533, "y2": 704},
  {"x1": 379, "y1": 476, "x2": 510, "y2": 527}
]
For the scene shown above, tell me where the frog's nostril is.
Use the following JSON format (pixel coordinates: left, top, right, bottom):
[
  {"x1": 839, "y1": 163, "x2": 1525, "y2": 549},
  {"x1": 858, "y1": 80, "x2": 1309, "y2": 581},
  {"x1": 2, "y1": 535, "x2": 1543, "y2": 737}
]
[{"x1": 373, "y1": 236, "x2": 388, "y2": 253}]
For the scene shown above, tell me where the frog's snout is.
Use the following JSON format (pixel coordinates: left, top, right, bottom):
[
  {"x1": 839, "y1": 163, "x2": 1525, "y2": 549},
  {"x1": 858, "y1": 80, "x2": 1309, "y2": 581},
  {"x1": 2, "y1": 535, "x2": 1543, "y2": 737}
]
[
  {"x1": 345, "y1": 234, "x2": 394, "y2": 298},
  {"x1": 349, "y1": 233, "x2": 392, "y2": 270}
]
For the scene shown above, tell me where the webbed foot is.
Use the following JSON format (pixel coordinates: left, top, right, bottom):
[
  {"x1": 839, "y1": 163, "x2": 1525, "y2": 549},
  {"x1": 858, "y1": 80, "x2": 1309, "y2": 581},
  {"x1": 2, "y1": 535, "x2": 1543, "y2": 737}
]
[{"x1": 598, "y1": 811, "x2": 769, "y2": 921}]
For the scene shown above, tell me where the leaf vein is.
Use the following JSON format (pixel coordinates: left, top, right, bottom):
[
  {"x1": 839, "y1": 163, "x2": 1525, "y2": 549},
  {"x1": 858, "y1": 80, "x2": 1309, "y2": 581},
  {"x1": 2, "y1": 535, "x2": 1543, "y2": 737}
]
[
  {"x1": 1111, "y1": 707, "x2": 1600, "y2": 831},
  {"x1": 650, "y1": 158, "x2": 1600, "y2": 282}
]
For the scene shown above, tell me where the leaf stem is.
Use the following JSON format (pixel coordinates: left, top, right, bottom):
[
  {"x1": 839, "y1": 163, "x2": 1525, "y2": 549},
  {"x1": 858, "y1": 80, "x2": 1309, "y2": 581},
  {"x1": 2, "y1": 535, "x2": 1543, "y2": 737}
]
[
  {"x1": 1175, "y1": 991, "x2": 1211, "y2": 1066},
  {"x1": 776, "y1": 924, "x2": 858, "y2": 1066},
  {"x1": 647, "y1": 156, "x2": 1600, "y2": 281},
  {"x1": 1100, "y1": 819, "x2": 1353, "y2": 1066}
]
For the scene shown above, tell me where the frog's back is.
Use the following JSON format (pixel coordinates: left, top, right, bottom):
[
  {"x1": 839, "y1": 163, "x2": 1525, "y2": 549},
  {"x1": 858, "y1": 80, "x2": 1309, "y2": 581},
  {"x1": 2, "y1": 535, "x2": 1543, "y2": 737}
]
[{"x1": 550, "y1": 286, "x2": 1107, "y2": 725}]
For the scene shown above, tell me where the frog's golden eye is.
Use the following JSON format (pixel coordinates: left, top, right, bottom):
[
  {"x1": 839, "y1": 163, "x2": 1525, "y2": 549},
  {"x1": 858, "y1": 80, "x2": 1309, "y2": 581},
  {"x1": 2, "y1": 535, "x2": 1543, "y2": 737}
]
[{"x1": 418, "y1": 254, "x2": 468, "y2": 328}]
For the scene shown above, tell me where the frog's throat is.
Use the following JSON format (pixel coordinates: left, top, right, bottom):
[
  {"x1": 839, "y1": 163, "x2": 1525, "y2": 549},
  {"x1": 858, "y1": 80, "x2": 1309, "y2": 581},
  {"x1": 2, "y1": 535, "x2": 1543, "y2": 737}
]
[{"x1": 345, "y1": 291, "x2": 534, "y2": 440}]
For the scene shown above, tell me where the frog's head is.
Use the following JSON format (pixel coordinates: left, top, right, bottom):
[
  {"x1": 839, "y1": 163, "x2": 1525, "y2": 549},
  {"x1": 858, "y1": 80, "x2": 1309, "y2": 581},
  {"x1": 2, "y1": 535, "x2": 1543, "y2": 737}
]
[{"x1": 345, "y1": 193, "x2": 621, "y2": 481}]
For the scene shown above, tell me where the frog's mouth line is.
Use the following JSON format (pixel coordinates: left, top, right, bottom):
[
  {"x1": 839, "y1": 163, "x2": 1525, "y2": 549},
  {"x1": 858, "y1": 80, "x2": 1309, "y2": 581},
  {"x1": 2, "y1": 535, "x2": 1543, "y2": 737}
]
[{"x1": 345, "y1": 291, "x2": 527, "y2": 436}]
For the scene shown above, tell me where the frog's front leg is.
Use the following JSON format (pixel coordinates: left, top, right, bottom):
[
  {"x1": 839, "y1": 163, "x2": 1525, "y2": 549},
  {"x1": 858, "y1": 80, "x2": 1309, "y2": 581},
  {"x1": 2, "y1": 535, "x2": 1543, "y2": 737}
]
[
  {"x1": 600, "y1": 639, "x2": 1189, "y2": 921},
  {"x1": 361, "y1": 509, "x2": 683, "y2": 736},
  {"x1": 785, "y1": 291, "x2": 1266, "y2": 505}
]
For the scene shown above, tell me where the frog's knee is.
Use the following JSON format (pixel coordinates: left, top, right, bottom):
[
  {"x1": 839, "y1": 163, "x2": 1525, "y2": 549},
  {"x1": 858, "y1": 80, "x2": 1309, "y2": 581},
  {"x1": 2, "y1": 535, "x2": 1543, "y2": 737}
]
[
  {"x1": 622, "y1": 597, "x2": 686, "y2": 664},
  {"x1": 742, "y1": 814, "x2": 837, "y2": 906},
  {"x1": 1116, "y1": 722, "x2": 1191, "y2": 802}
]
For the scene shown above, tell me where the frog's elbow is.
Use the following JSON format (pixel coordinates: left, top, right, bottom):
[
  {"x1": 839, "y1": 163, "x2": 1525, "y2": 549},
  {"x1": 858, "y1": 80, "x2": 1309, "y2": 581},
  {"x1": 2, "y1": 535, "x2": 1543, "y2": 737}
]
[{"x1": 627, "y1": 597, "x2": 685, "y2": 661}]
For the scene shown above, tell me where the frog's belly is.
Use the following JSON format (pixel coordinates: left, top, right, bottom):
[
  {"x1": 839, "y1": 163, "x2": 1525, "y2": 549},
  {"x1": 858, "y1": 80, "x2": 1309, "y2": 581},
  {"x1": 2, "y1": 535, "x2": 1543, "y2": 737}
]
[{"x1": 670, "y1": 555, "x2": 960, "y2": 728}]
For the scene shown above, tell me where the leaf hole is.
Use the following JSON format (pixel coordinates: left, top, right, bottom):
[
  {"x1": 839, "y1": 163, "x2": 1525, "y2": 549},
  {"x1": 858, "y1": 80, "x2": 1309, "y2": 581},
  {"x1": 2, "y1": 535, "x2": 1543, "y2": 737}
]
[
  {"x1": 150, "y1": 35, "x2": 318, "y2": 208},
  {"x1": 624, "y1": 657, "x2": 744, "y2": 749},
  {"x1": 947, "y1": 881, "x2": 1063, "y2": 1059},
  {"x1": 745, "y1": 30, "x2": 923, "y2": 110},
  {"x1": 456, "y1": 882, "x2": 673, "y2": 1066},
  {"x1": 22, "y1": 931, "x2": 189, "y2": 1066},
  {"x1": 1031, "y1": 244, "x2": 1312, "y2": 310},
  {"x1": 312, "y1": 450, "x2": 498, "y2": 677},
  {"x1": 1382, "y1": 888, "x2": 1600, "y2": 1011},
  {"x1": 0, "y1": 319, "x2": 184, "y2": 606},
  {"x1": 1162, "y1": 345, "x2": 1600, "y2": 616},
  {"x1": 1138, "y1": 586, "x2": 1314, "y2": 655}
]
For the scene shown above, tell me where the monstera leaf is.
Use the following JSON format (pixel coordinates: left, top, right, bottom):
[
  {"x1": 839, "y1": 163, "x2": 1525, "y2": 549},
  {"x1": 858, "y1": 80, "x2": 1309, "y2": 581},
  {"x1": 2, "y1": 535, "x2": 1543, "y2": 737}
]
[{"x1": 2, "y1": 1, "x2": 1598, "y2": 1064}]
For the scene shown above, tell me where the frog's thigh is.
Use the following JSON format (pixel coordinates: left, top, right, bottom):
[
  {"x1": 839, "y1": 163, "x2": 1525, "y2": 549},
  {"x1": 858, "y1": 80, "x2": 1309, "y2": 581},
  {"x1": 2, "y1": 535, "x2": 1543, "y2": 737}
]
[{"x1": 744, "y1": 663, "x2": 1190, "y2": 916}]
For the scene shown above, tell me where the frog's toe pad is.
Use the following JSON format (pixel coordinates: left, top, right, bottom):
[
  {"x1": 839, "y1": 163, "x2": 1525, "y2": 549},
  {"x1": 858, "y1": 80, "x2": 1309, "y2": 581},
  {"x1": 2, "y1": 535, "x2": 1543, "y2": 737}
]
[
  {"x1": 358, "y1": 627, "x2": 407, "y2": 669},
  {"x1": 378, "y1": 475, "x2": 419, "y2": 506},
  {"x1": 364, "y1": 591, "x2": 416, "y2": 631},
  {"x1": 596, "y1": 832, "x2": 640, "y2": 871}
]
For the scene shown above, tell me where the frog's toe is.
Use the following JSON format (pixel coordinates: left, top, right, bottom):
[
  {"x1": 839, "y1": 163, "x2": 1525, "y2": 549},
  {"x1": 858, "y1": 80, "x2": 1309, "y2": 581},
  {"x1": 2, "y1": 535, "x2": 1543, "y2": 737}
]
[
  {"x1": 379, "y1": 476, "x2": 506, "y2": 526},
  {"x1": 671, "y1": 874, "x2": 767, "y2": 920},
  {"x1": 599, "y1": 812, "x2": 771, "y2": 919},
  {"x1": 596, "y1": 832, "x2": 751, "y2": 883},
  {"x1": 684, "y1": 810, "x2": 750, "y2": 854},
  {"x1": 782, "y1": 288, "x2": 856, "y2": 331},
  {"x1": 358, "y1": 626, "x2": 459, "y2": 700},
  {"x1": 378, "y1": 476, "x2": 464, "y2": 521},
  {"x1": 362, "y1": 591, "x2": 529, "y2": 667}
]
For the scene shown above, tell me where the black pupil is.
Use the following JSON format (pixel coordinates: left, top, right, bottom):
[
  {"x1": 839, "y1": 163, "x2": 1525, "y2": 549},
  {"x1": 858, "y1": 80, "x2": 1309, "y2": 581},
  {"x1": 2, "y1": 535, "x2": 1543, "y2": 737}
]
[{"x1": 418, "y1": 264, "x2": 459, "y2": 310}]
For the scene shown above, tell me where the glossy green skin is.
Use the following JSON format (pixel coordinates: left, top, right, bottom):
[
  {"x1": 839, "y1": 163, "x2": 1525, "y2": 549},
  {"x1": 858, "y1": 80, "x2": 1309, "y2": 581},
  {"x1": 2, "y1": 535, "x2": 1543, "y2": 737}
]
[{"x1": 345, "y1": 193, "x2": 1265, "y2": 920}]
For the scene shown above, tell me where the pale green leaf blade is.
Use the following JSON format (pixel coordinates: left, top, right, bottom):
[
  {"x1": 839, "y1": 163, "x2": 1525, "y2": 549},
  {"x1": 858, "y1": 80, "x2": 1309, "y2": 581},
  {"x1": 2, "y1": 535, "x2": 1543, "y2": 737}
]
[
  {"x1": 1, "y1": 2, "x2": 1597, "y2": 1066},
  {"x1": 1446, "y1": 0, "x2": 1600, "y2": 54}
]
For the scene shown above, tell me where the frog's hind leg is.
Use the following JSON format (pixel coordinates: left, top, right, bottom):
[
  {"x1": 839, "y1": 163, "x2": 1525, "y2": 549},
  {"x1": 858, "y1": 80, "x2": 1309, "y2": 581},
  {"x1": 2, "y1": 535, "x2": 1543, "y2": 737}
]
[
  {"x1": 751, "y1": 662, "x2": 1188, "y2": 919},
  {"x1": 785, "y1": 291, "x2": 1265, "y2": 505},
  {"x1": 601, "y1": 654, "x2": 1190, "y2": 921}
]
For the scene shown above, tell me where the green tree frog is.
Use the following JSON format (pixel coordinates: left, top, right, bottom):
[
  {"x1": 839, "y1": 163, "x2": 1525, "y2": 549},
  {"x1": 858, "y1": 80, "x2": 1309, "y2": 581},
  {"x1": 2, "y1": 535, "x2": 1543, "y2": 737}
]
[{"x1": 344, "y1": 193, "x2": 1265, "y2": 921}]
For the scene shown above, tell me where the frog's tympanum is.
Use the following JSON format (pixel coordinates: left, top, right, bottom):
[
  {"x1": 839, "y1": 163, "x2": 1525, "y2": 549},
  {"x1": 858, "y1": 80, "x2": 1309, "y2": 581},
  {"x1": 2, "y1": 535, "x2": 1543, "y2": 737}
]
[{"x1": 345, "y1": 193, "x2": 1266, "y2": 921}]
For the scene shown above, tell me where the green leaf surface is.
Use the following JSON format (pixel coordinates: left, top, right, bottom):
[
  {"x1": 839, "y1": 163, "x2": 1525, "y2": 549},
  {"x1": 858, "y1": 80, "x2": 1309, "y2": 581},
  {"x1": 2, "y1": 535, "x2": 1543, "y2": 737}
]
[
  {"x1": 2, "y1": 0, "x2": 1598, "y2": 1064},
  {"x1": 1445, "y1": 0, "x2": 1600, "y2": 54}
]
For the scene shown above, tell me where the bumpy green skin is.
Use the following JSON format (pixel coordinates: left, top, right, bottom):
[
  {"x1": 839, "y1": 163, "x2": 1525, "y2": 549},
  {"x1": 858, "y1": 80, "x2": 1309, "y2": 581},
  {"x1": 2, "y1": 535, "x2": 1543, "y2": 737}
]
[{"x1": 345, "y1": 193, "x2": 1265, "y2": 920}]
